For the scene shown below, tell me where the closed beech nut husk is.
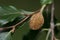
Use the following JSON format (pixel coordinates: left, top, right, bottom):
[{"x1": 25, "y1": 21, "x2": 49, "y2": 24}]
[{"x1": 29, "y1": 11, "x2": 44, "y2": 30}]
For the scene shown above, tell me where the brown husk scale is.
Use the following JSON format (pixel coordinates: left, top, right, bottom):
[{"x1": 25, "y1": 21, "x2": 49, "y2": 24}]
[{"x1": 29, "y1": 11, "x2": 44, "y2": 30}]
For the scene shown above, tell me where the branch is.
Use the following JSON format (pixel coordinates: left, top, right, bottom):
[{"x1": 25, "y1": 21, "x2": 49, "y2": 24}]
[
  {"x1": 46, "y1": 3, "x2": 55, "y2": 40},
  {"x1": 50, "y1": 3, "x2": 55, "y2": 40},
  {"x1": 0, "y1": 14, "x2": 31, "y2": 32},
  {"x1": 46, "y1": 2, "x2": 56, "y2": 40},
  {"x1": 46, "y1": 29, "x2": 51, "y2": 40}
]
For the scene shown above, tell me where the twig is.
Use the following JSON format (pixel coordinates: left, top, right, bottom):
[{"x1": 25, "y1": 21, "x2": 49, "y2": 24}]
[
  {"x1": 41, "y1": 28, "x2": 49, "y2": 31},
  {"x1": 40, "y1": 4, "x2": 46, "y2": 13},
  {"x1": 46, "y1": 3, "x2": 55, "y2": 40},
  {"x1": 0, "y1": 15, "x2": 31, "y2": 32},
  {"x1": 46, "y1": 2, "x2": 55, "y2": 40},
  {"x1": 0, "y1": 26, "x2": 13, "y2": 31},
  {"x1": 13, "y1": 16, "x2": 30, "y2": 27},
  {"x1": 50, "y1": 3, "x2": 55, "y2": 40},
  {"x1": 46, "y1": 29, "x2": 51, "y2": 40}
]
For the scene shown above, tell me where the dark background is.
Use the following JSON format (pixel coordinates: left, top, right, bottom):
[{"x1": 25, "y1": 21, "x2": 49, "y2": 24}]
[{"x1": 0, "y1": 0, "x2": 41, "y2": 11}]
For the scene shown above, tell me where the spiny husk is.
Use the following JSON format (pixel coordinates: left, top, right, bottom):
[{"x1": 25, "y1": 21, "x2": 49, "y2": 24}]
[{"x1": 29, "y1": 11, "x2": 44, "y2": 30}]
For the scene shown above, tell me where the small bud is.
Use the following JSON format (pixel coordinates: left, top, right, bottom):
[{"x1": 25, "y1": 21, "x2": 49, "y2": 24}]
[{"x1": 29, "y1": 11, "x2": 44, "y2": 30}]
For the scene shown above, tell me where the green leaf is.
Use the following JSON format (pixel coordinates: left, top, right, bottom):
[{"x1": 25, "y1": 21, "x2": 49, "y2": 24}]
[
  {"x1": 0, "y1": 31, "x2": 11, "y2": 40},
  {"x1": 0, "y1": 6, "x2": 17, "y2": 16},
  {"x1": 40, "y1": 0, "x2": 52, "y2": 5},
  {"x1": 19, "y1": 9, "x2": 34, "y2": 14},
  {"x1": 0, "y1": 6, "x2": 26, "y2": 27},
  {"x1": 0, "y1": 14, "x2": 25, "y2": 27}
]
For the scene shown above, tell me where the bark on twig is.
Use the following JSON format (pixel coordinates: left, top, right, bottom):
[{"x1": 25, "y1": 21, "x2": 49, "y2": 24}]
[{"x1": 50, "y1": 3, "x2": 55, "y2": 40}]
